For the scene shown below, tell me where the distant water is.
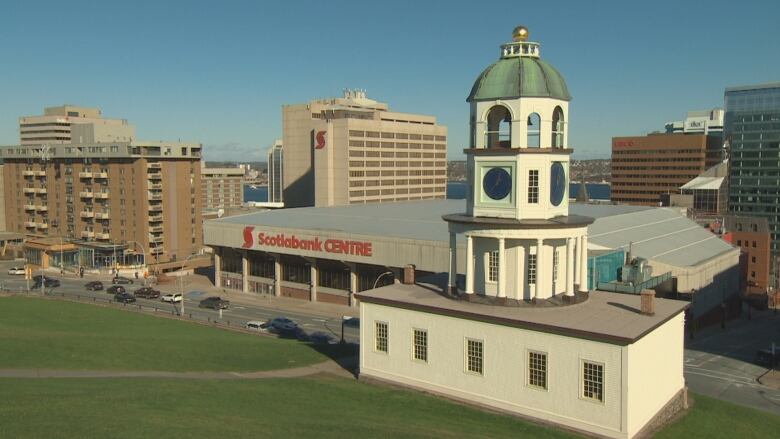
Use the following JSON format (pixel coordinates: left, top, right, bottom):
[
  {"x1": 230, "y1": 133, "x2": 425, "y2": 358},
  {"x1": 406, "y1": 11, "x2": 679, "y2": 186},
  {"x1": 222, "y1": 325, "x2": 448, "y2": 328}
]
[
  {"x1": 446, "y1": 181, "x2": 610, "y2": 201},
  {"x1": 246, "y1": 182, "x2": 610, "y2": 202}
]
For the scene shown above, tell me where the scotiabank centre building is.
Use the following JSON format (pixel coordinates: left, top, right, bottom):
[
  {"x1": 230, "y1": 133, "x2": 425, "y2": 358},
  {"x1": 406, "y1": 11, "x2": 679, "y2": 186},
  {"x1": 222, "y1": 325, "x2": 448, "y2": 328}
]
[{"x1": 204, "y1": 199, "x2": 742, "y2": 323}]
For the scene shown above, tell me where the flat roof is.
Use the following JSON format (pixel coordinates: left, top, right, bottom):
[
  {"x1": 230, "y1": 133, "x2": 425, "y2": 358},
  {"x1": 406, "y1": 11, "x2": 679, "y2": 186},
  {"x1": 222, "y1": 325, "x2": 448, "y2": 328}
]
[
  {"x1": 212, "y1": 200, "x2": 735, "y2": 267},
  {"x1": 725, "y1": 82, "x2": 780, "y2": 93},
  {"x1": 357, "y1": 282, "x2": 688, "y2": 345}
]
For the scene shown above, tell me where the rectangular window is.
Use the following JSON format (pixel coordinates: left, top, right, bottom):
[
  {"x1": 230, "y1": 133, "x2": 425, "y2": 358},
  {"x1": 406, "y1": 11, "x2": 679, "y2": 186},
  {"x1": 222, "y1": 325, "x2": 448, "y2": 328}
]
[
  {"x1": 528, "y1": 351, "x2": 547, "y2": 389},
  {"x1": 528, "y1": 253, "x2": 537, "y2": 285},
  {"x1": 583, "y1": 361, "x2": 604, "y2": 402},
  {"x1": 528, "y1": 170, "x2": 539, "y2": 203},
  {"x1": 412, "y1": 329, "x2": 427, "y2": 362},
  {"x1": 488, "y1": 250, "x2": 499, "y2": 282},
  {"x1": 375, "y1": 321, "x2": 388, "y2": 353},
  {"x1": 466, "y1": 339, "x2": 483, "y2": 375},
  {"x1": 552, "y1": 249, "x2": 559, "y2": 283}
]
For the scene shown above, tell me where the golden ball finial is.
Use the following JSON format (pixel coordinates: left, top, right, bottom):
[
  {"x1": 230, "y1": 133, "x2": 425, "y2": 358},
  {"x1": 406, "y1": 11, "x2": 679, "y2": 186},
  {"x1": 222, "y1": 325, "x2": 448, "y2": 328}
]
[{"x1": 512, "y1": 26, "x2": 529, "y2": 42}]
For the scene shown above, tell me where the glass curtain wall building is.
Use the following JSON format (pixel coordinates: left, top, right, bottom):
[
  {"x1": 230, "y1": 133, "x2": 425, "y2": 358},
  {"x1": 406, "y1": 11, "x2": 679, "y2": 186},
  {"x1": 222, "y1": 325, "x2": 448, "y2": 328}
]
[{"x1": 725, "y1": 83, "x2": 780, "y2": 255}]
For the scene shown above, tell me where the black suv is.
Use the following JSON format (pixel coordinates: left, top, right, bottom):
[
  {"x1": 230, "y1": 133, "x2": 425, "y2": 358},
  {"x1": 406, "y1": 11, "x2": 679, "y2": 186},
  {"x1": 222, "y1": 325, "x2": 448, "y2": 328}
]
[
  {"x1": 198, "y1": 296, "x2": 230, "y2": 310},
  {"x1": 134, "y1": 287, "x2": 161, "y2": 299},
  {"x1": 32, "y1": 275, "x2": 61, "y2": 289},
  {"x1": 106, "y1": 285, "x2": 126, "y2": 295},
  {"x1": 114, "y1": 292, "x2": 136, "y2": 303},
  {"x1": 85, "y1": 281, "x2": 104, "y2": 291},
  {"x1": 112, "y1": 276, "x2": 134, "y2": 285}
]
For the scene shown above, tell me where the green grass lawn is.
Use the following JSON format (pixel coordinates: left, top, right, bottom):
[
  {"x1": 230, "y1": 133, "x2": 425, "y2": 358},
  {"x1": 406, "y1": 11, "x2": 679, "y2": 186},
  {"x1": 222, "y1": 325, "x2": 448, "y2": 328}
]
[{"x1": 0, "y1": 296, "x2": 327, "y2": 371}]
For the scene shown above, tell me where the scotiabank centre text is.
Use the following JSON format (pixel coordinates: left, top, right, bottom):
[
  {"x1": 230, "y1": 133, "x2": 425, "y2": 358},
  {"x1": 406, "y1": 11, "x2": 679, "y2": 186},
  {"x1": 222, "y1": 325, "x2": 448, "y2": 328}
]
[{"x1": 257, "y1": 233, "x2": 372, "y2": 257}]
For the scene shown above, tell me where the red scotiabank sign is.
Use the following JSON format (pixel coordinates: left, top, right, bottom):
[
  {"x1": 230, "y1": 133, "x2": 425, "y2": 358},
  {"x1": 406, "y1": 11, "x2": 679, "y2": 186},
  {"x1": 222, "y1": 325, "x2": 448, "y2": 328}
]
[{"x1": 241, "y1": 226, "x2": 372, "y2": 257}]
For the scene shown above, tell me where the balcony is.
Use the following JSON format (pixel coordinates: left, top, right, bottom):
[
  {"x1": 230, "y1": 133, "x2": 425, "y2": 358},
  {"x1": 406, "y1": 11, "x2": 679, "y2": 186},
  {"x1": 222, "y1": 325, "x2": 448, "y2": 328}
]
[
  {"x1": 149, "y1": 225, "x2": 163, "y2": 233},
  {"x1": 93, "y1": 172, "x2": 108, "y2": 179},
  {"x1": 81, "y1": 230, "x2": 95, "y2": 239},
  {"x1": 94, "y1": 192, "x2": 109, "y2": 199},
  {"x1": 148, "y1": 183, "x2": 162, "y2": 190},
  {"x1": 147, "y1": 171, "x2": 162, "y2": 180},
  {"x1": 148, "y1": 204, "x2": 163, "y2": 213},
  {"x1": 147, "y1": 162, "x2": 162, "y2": 170},
  {"x1": 94, "y1": 212, "x2": 110, "y2": 219},
  {"x1": 148, "y1": 214, "x2": 163, "y2": 222},
  {"x1": 22, "y1": 170, "x2": 35, "y2": 177},
  {"x1": 150, "y1": 247, "x2": 164, "y2": 255},
  {"x1": 80, "y1": 211, "x2": 95, "y2": 219},
  {"x1": 36, "y1": 222, "x2": 48, "y2": 230},
  {"x1": 95, "y1": 232, "x2": 110, "y2": 240},
  {"x1": 24, "y1": 221, "x2": 37, "y2": 228},
  {"x1": 149, "y1": 235, "x2": 163, "y2": 244},
  {"x1": 33, "y1": 170, "x2": 46, "y2": 177},
  {"x1": 36, "y1": 205, "x2": 48, "y2": 212},
  {"x1": 148, "y1": 192, "x2": 162, "y2": 201},
  {"x1": 23, "y1": 187, "x2": 36, "y2": 194},
  {"x1": 79, "y1": 171, "x2": 93, "y2": 179},
  {"x1": 24, "y1": 204, "x2": 36, "y2": 211},
  {"x1": 35, "y1": 188, "x2": 47, "y2": 194},
  {"x1": 79, "y1": 191, "x2": 94, "y2": 198}
]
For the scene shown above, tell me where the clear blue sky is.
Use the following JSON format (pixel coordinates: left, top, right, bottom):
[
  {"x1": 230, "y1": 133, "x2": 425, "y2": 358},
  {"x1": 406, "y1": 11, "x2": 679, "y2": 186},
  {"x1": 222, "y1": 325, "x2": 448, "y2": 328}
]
[{"x1": 1, "y1": 0, "x2": 779, "y2": 161}]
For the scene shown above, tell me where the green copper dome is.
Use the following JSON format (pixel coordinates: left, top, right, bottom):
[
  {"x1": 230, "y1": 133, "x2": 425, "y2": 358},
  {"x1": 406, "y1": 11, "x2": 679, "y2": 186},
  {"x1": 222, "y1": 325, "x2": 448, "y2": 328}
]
[{"x1": 467, "y1": 56, "x2": 571, "y2": 102}]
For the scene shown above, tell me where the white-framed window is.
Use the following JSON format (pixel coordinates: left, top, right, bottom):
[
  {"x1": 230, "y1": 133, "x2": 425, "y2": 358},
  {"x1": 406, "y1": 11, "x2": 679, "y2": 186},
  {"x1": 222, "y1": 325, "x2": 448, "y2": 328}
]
[
  {"x1": 552, "y1": 249, "x2": 559, "y2": 283},
  {"x1": 582, "y1": 360, "x2": 604, "y2": 402},
  {"x1": 412, "y1": 328, "x2": 427, "y2": 362},
  {"x1": 375, "y1": 321, "x2": 388, "y2": 353},
  {"x1": 488, "y1": 250, "x2": 499, "y2": 283},
  {"x1": 465, "y1": 338, "x2": 483, "y2": 375},
  {"x1": 528, "y1": 170, "x2": 539, "y2": 203},
  {"x1": 528, "y1": 253, "x2": 537, "y2": 285},
  {"x1": 528, "y1": 351, "x2": 547, "y2": 390}
]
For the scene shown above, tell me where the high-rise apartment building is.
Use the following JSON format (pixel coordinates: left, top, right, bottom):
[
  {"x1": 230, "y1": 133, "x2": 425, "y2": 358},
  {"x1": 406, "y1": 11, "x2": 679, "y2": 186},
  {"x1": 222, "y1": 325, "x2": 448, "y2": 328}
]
[
  {"x1": 267, "y1": 139, "x2": 283, "y2": 203},
  {"x1": 611, "y1": 133, "x2": 723, "y2": 206},
  {"x1": 2, "y1": 109, "x2": 203, "y2": 267},
  {"x1": 19, "y1": 105, "x2": 134, "y2": 145},
  {"x1": 201, "y1": 164, "x2": 244, "y2": 210},
  {"x1": 725, "y1": 82, "x2": 780, "y2": 255},
  {"x1": 282, "y1": 90, "x2": 447, "y2": 207}
]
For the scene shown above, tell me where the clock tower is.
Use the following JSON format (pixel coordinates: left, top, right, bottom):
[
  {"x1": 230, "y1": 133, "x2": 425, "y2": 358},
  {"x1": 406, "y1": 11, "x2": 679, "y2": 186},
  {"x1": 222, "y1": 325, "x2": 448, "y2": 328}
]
[{"x1": 444, "y1": 26, "x2": 593, "y2": 303}]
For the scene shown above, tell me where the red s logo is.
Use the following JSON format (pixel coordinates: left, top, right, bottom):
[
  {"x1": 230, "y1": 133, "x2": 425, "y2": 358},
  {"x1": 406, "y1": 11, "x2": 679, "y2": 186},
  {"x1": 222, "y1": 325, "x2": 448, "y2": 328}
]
[
  {"x1": 242, "y1": 226, "x2": 254, "y2": 248},
  {"x1": 315, "y1": 131, "x2": 326, "y2": 149}
]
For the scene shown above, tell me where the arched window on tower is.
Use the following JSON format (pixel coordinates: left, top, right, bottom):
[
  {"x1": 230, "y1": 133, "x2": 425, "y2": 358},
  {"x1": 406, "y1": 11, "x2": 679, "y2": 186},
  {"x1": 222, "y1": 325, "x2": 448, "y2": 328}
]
[
  {"x1": 527, "y1": 113, "x2": 541, "y2": 148},
  {"x1": 552, "y1": 106, "x2": 564, "y2": 148},
  {"x1": 485, "y1": 106, "x2": 512, "y2": 148}
]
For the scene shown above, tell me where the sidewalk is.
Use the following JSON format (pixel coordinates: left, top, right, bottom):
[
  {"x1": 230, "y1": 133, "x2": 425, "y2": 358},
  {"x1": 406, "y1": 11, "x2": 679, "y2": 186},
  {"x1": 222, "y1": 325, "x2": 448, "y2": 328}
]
[{"x1": 758, "y1": 369, "x2": 780, "y2": 390}]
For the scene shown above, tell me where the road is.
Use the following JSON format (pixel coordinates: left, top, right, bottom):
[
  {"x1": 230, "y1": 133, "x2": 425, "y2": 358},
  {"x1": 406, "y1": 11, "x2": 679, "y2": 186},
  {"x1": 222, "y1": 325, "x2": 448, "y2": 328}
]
[{"x1": 0, "y1": 261, "x2": 359, "y2": 344}]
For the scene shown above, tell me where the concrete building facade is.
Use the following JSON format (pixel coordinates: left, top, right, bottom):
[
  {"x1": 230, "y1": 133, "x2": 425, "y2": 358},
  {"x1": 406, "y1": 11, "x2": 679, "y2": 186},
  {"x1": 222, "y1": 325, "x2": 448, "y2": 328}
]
[
  {"x1": 19, "y1": 105, "x2": 134, "y2": 146},
  {"x1": 282, "y1": 90, "x2": 447, "y2": 207},
  {"x1": 611, "y1": 133, "x2": 723, "y2": 206},
  {"x1": 201, "y1": 165, "x2": 244, "y2": 210},
  {"x1": 2, "y1": 122, "x2": 203, "y2": 269}
]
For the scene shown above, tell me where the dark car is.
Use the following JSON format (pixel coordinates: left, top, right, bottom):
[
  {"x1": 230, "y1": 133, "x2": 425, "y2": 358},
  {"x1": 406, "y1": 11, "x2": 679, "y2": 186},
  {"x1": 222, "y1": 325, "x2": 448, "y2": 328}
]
[
  {"x1": 114, "y1": 292, "x2": 136, "y2": 303},
  {"x1": 106, "y1": 285, "x2": 126, "y2": 295},
  {"x1": 85, "y1": 281, "x2": 104, "y2": 291},
  {"x1": 267, "y1": 317, "x2": 301, "y2": 338},
  {"x1": 32, "y1": 276, "x2": 60, "y2": 289},
  {"x1": 134, "y1": 287, "x2": 160, "y2": 299},
  {"x1": 342, "y1": 317, "x2": 360, "y2": 328},
  {"x1": 754, "y1": 348, "x2": 780, "y2": 367},
  {"x1": 307, "y1": 331, "x2": 335, "y2": 344},
  {"x1": 199, "y1": 296, "x2": 230, "y2": 310},
  {"x1": 112, "y1": 276, "x2": 134, "y2": 285}
]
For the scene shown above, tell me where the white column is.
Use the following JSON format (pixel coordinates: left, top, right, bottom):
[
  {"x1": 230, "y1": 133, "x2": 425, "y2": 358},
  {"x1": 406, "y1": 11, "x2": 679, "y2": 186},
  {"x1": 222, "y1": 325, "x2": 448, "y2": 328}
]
[
  {"x1": 273, "y1": 255, "x2": 281, "y2": 297},
  {"x1": 349, "y1": 267, "x2": 358, "y2": 307},
  {"x1": 497, "y1": 237, "x2": 506, "y2": 298},
  {"x1": 448, "y1": 232, "x2": 457, "y2": 293},
  {"x1": 214, "y1": 249, "x2": 222, "y2": 288},
  {"x1": 574, "y1": 236, "x2": 582, "y2": 287},
  {"x1": 242, "y1": 251, "x2": 249, "y2": 293},
  {"x1": 309, "y1": 261, "x2": 317, "y2": 302},
  {"x1": 465, "y1": 234, "x2": 474, "y2": 294},
  {"x1": 566, "y1": 237, "x2": 575, "y2": 297},
  {"x1": 579, "y1": 234, "x2": 589, "y2": 292},
  {"x1": 535, "y1": 238, "x2": 544, "y2": 300}
]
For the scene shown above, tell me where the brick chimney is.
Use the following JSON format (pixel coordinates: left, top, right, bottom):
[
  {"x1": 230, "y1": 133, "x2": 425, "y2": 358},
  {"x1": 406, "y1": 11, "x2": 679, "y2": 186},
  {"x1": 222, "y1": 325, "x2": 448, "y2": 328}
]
[
  {"x1": 402, "y1": 264, "x2": 415, "y2": 285},
  {"x1": 640, "y1": 290, "x2": 656, "y2": 316}
]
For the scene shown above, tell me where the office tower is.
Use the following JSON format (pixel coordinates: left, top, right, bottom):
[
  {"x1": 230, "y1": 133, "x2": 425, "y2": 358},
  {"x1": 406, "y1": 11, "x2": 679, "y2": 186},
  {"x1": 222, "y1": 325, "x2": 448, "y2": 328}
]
[
  {"x1": 267, "y1": 139, "x2": 283, "y2": 203},
  {"x1": 19, "y1": 105, "x2": 134, "y2": 146}
]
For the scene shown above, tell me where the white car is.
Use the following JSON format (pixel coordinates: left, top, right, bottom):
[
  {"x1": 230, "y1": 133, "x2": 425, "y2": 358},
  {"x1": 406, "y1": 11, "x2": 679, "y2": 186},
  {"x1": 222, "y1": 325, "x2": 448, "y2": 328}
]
[
  {"x1": 161, "y1": 293, "x2": 183, "y2": 303},
  {"x1": 7, "y1": 267, "x2": 25, "y2": 275},
  {"x1": 246, "y1": 321, "x2": 269, "y2": 332}
]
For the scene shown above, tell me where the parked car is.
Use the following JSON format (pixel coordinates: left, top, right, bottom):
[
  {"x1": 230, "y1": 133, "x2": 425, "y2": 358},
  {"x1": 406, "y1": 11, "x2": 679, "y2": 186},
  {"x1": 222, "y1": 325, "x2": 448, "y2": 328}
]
[
  {"x1": 32, "y1": 276, "x2": 60, "y2": 289},
  {"x1": 267, "y1": 317, "x2": 301, "y2": 338},
  {"x1": 106, "y1": 285, "x2": 126, "y2": 295},
  {"x1": 85, "y1": 281, "x2": 104, "y2": 291},
  {"x1": 342, "y1": 316, "x2": 360, "y2": 328},
  {"x1": 112, "y1": 276, "x2": 134, "y2": 285},
  {"x1": 754, "y1": 348, "x2": 780, "y2": 367},
  {"x1": 161, "y1": 293, "x2": 183, "y2": 303},
  {"x1": 199, "y1": 296, "x2": 230, "y2": 310},
  {"x1": 7, "y1": 267, "x2": 25, "y2": 275},
  {"x1": 246, "y1": 321, "x2": 269, "y2": 332},
  {"x1": 134, "y1": 287, "x2": 161, "y2": 299},
  {"x1": 114, "y1": 292, "x2": 136, "y2": 303},
  {"x1": 307, "y1": 331, "x2": 335, "y2": 344}
]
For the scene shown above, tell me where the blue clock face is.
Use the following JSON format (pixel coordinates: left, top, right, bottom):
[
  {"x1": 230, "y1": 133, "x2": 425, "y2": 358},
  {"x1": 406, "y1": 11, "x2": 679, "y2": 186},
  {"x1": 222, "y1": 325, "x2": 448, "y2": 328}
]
[
  {"x1": 550, "y1": 162, "x2": 566, "y2": 206},
  {"x1": 482, "y1": 167, "x2": 512, "y2": 201}
]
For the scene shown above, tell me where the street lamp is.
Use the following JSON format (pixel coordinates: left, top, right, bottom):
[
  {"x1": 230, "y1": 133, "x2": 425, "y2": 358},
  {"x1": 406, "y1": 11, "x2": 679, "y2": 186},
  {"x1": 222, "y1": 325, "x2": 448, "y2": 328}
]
[
  {"x1": 126, "y1": 240, "x2": 148, "y2": 286},
  {"x1": 179, "y1": 253, "x2": 201, "y2": 316},
  {"x1": 372, "y1": 271, "x2": 394, "y2": 290}
]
